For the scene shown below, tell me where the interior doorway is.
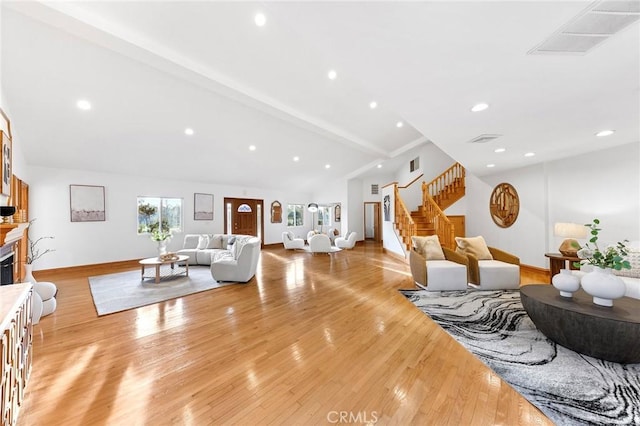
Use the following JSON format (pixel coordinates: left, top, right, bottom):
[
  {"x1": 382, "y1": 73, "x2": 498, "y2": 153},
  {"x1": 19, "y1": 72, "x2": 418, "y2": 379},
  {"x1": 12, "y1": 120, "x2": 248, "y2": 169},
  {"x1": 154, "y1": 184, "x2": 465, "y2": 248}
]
[
  {"x1": 364, "y1": 202, "x2": 382, "y2": 242},
  {"x1": 224, "y1": 197, "x2": 264, "y2": 246}
]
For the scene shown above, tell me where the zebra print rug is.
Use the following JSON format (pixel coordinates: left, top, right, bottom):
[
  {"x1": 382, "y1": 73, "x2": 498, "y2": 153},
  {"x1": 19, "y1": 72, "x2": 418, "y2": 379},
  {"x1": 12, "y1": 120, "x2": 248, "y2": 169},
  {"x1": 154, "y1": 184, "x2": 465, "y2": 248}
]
[{"x1": 400, "y1": 289, "x2": 640, "y2": 426}]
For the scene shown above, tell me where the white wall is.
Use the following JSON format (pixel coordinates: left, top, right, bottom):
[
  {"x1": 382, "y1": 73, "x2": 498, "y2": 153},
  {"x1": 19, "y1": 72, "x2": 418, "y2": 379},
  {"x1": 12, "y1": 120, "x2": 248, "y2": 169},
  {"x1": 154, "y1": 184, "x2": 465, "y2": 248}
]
[
  {"x1": 346, "y1": 178, "x2": 363, "y2": 240},
  {"x1": 28, "y1": 165, "x2": 311, "y2": 270},
  {"x1": 466, "y1": 142, "x2": 640, "y2": 268}
]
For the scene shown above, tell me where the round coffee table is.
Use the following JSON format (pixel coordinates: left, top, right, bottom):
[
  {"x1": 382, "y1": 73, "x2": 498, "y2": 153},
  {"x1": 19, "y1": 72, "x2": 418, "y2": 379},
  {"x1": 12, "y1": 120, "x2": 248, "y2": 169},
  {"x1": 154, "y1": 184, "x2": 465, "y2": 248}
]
[
  {"x1": 520, "y1": 284, "x2": 640, "y2": 363},
  {"x1": 139, "y1": 255, "x2": 189, "y2": 284}
]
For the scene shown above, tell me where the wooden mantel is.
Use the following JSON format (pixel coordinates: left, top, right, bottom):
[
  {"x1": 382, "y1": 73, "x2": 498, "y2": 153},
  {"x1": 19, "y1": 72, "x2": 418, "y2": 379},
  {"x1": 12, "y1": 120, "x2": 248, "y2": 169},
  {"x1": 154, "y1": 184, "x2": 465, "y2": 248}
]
[{"x1": 0, "y1": 223, "x2": 29, "y2": 247}]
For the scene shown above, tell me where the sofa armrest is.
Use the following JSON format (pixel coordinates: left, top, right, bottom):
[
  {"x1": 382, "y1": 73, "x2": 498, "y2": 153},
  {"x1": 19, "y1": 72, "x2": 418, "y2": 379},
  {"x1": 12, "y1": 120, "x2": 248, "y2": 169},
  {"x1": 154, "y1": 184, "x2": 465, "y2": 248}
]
[
  {"x1": 488, "y1": 247, "x2": 520, "y2": 265},
  {"x1": 409, "y1": 249, "x2": 427, "y2": 287}
]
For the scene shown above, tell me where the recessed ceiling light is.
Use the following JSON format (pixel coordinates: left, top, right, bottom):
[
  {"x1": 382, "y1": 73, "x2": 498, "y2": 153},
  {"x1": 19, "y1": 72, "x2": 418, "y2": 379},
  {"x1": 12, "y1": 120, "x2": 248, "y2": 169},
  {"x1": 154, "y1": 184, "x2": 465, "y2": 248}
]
[
  {"x1": 328, "y1": 70, "x2": 337, "y2": 80},
  {"x1": 254, "y1": 13, "x2": 266, "y2": 27},
  {"x1": 184, "y1": 128, "x2": 194, "y2": 136},
  {"x1": 524, "y1": 152, "x2": 535, "y2": 157},
  {"x1": 249, "y1": 145, "x2": 256, "y2": 151},
  {"x1": 325, "y1": 164, "x2": 331, "y2": 169},
  {"x1": 293, "y1": 156, "x2": 299, "y2": 162},
  {"x1": 595, "y1": 129, "x2": 615, "y2": 137},
  {"x1": 487, "y1": 164, "x2": 496, "y2": 168},
  {"x1": 377, "y1": 164, "x2": 382, "y2": 168},
  {"x1": 471, "y1": 103, "x2": 489, "y2": 112},
  {"x1": 369, "y1": 101, "x2": 377, "y2": 109},
  {"x1": 76, "y1": 100, "x2": 91, "y2": 110},
  {"x1": 494, "y1": 148, "x2": 506, "y2": 153},
  {"x1": 396, "y1": 121, "x2": 404, "y2": 128}
]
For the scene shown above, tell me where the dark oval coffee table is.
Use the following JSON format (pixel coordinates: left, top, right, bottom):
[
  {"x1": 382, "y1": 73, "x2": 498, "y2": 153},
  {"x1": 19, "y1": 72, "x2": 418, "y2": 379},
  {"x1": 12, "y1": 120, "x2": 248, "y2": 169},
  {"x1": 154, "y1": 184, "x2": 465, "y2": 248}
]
[{"x1": 520, "y1": 284, "x2": 640, "y2": 364}]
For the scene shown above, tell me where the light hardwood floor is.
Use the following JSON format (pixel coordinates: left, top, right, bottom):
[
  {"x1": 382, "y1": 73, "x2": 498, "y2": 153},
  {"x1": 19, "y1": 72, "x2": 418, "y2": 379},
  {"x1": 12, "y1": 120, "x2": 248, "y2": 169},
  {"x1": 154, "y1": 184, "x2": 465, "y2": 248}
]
[{"x1": 21, "y1": 242, "x2": 552, "y2": 425}]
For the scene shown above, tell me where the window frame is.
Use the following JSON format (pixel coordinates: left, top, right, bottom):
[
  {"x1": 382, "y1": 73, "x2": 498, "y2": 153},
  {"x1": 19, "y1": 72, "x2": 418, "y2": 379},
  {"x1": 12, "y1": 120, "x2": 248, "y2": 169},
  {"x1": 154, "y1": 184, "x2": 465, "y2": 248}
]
[
  {"x1": 286, "y1": 203, "x2": 305, "y2": 227},
  {"x1": 137, "y1": 196, "x2": 183, "y2": 235}
]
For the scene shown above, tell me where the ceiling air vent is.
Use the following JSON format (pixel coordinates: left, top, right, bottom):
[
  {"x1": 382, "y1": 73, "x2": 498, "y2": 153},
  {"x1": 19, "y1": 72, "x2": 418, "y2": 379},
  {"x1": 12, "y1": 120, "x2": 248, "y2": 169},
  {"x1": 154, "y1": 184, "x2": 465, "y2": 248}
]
[
  {"x1": 529, "y1": 0, "x2": 640, "y2": 55},
  {"x1": 468, "y1": 134, "x2": 502, "y2": 144}
]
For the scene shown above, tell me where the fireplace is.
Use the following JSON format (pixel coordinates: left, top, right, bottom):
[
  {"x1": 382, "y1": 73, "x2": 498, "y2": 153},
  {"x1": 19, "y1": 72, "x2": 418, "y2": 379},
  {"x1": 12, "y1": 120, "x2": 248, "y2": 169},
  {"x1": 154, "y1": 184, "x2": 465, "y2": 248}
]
[{"x1": 0, "y1": 249, "x2": 14, "y2": 285}]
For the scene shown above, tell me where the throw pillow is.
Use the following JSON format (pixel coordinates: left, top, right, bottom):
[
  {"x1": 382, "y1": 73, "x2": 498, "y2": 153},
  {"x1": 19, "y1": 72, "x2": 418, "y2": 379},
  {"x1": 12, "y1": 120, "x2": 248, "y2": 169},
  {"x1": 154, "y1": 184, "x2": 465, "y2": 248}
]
[
  {"x1": 411, "y1": 235, "x2": 445, "y2": 260},
  {"x1": 207, "y1": 234, "x2": 223, "y2": 249},
  {"x1": 197, "y1": 235, "x2": 209, "y2": 250},
  {"x1": 455, "y1": 236, "x2": 493, "y2": 260},
  {"x1": 227, "y1": 235, "x2": 237, "y2": 250}
]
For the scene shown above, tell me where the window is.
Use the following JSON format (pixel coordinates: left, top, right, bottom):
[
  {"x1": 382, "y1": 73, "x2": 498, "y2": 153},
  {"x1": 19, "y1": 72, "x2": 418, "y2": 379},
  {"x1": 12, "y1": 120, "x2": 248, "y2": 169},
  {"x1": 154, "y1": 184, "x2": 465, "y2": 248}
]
[
  {"x1": 137, "y1": 197, "x2": 183, "y2": 234},
  {"x1": 318, "y1": 205, "x2": 331, "y2": 227},
  {"x1": 287, "y1": 204, "x2": 304, "y2": 227},
  {"x1": 410, "y1": 157, "x2": 420, "y2": 172}
]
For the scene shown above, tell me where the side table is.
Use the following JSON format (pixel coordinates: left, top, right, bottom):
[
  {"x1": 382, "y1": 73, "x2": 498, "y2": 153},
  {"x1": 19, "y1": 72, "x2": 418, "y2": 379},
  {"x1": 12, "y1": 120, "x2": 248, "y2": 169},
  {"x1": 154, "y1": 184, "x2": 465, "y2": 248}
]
[{"x1": 544, "y1": 252, "x2": 580, "y2": 283}]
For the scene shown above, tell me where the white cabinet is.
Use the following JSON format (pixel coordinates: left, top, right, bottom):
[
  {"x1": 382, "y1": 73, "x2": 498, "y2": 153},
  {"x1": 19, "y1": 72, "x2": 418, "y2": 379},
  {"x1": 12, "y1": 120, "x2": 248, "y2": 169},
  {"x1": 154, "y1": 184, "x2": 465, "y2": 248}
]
[{"x1": 1, "y1": 284, "x2": 33, "y2": 426}]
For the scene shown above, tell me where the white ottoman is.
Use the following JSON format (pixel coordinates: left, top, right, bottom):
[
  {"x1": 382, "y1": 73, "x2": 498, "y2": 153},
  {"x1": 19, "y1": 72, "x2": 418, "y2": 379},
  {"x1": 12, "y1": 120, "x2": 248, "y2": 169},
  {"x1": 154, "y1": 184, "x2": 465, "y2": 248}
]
[
  {"x1": 34, "y1": 281, "x2": 58, "y2": 321},
  {"x1": 425, "y1": 260, "x2": 468, "y2": 291}
]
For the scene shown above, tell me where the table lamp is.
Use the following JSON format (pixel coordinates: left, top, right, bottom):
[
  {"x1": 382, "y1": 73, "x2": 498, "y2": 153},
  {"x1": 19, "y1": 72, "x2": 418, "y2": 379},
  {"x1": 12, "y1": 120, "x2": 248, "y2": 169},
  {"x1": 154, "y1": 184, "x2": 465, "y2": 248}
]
[
  {"x1": 0, "y1": 206, "x2": 16, "y2": 224},
  {"x1": 554, "y1": 222, "x2": 588, "y2": 257}
]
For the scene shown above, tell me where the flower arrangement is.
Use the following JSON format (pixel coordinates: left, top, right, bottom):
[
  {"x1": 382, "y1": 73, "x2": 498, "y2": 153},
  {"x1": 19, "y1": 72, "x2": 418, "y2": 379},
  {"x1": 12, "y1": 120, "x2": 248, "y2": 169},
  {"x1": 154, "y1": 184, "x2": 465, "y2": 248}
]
[
  {"x1": 150, "y1": 228, "x2": 172, "y2": 242},
  {"x1": 575, "y1": 218, "x2": 631, "y2": 271}
]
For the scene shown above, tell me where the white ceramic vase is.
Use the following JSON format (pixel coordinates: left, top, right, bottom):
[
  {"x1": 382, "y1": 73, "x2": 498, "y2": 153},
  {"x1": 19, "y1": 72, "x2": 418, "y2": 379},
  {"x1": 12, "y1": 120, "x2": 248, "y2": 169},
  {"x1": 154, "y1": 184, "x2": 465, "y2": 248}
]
[
  {"x1": 580, "y1": 266, "x2": 626, "y2": 307},
  {"x1": 158, "y1": 240, "x2": 168, "y2": 256},
  {"x1": 24, "y1": 263, "x2": 37, "y2": 284},
  {"x1": 552, "y1": 269, "x2": 580, "y2": 297}
]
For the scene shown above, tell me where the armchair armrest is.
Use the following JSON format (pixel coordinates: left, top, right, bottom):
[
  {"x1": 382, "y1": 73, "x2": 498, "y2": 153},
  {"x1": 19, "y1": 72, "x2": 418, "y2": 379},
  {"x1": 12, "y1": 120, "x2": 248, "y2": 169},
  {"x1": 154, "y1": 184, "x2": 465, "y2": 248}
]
[
  {"x1": 443, "y1": 247, "x2": 468, "y2": 266},
  {"x1": 488, "y1": 247, "x2": 520, "y2": 265},
  {"x1": 465, "y1": 253, "x2": 480, "y2": 285},
  {"x1": 409, "y1": 249, "x2": 427, "y2": 287}
]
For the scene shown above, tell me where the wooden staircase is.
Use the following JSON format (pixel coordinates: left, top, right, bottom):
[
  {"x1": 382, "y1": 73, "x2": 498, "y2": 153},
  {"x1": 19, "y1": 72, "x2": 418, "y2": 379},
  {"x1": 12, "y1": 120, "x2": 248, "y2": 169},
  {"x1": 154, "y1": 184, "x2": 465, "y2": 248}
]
[{"x1": 395, "y1": 162, "x2": 465, "y2": 252}]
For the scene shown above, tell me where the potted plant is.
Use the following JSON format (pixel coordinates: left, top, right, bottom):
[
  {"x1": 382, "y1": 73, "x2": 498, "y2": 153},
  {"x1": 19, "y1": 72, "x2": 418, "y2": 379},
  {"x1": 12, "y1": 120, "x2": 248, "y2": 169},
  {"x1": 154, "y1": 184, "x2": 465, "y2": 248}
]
[
  {"x1": 150, "y1": 227, "x2": 172, "y2": 256},
  {"x1": 574, "y1": 218, "x2": 631, "y2": 306}
]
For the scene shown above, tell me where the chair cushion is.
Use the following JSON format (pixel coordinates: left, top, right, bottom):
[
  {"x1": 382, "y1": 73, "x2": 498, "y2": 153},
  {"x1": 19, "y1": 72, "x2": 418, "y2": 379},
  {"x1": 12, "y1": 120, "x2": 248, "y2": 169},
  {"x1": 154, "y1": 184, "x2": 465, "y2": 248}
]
[
  {"x1": 412, "y1": 235, "x2": 445, "y2": 260},
  {"x1": 455, "y1": 236, "x2": 493, "y2": 260},
  {"x1": 478, "y1": 260, "x2": 519, "y2": 289},
  {"x1": 426, "y1": 261, "x2": 468, "y2": 291}
]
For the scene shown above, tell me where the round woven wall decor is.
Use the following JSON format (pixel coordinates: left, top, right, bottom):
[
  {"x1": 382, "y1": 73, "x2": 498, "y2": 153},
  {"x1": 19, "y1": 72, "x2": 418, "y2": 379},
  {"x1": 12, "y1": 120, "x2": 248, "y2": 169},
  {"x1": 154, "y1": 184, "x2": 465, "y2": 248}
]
[{"x1": 489, "y1": 183, "x2": 519, "y2": 228}]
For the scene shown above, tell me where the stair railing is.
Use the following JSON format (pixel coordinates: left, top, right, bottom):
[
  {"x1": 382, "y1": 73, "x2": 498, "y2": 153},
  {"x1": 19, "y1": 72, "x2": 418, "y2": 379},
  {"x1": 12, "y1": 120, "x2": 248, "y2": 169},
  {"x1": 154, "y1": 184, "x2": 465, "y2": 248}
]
[
  {"x1": 425, "y1": 162, "x2": 465, "y2": 199},
  {"x1": 394, "y1": 184, "x2": 416, "y2": 250},
  {"x1": 420, "y1": 185, "x2": 456, "y2": 249}
]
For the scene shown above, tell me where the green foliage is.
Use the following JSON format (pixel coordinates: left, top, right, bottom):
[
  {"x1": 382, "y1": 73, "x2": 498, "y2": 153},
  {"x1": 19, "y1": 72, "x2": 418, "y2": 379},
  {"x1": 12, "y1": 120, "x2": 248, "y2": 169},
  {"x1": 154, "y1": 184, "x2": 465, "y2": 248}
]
[{"x1": 575, "y1": 218, "x2": 631, "y2": 270}]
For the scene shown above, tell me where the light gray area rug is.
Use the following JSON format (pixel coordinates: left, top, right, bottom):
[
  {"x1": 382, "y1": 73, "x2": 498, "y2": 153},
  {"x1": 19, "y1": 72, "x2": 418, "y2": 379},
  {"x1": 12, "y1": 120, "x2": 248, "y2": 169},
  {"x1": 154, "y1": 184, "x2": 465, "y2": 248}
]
[
  {"x1": 89, "y1": 266, "x2": 234, "y2": 316},
  {"x1": 400, "y1": 289, "x2": 640, "y2": 426}
]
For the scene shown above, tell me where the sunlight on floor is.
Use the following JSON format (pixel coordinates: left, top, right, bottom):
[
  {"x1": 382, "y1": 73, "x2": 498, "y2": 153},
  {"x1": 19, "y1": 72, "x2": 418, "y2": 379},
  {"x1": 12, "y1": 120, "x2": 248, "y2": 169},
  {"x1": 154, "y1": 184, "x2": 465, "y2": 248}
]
[{"x1": 135, "y1": 299, "x2": 186, "y2": 339}]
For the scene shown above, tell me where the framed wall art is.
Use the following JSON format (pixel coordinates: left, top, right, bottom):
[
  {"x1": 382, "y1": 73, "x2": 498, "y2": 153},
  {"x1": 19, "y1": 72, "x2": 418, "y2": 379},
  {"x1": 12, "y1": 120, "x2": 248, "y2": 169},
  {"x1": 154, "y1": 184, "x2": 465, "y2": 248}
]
[
  {"x1": 194, "y1": 193, "x2": 214, "y2": 220},
  {"x1": 70, "y1": 184, "x2": 106, "y2": 222},
  {"x1": 489, "y1": 182, "x2": 519, "y2": 228},
  {"x1": 0, "y1": 131, "x2": 11, "y2": 197}
]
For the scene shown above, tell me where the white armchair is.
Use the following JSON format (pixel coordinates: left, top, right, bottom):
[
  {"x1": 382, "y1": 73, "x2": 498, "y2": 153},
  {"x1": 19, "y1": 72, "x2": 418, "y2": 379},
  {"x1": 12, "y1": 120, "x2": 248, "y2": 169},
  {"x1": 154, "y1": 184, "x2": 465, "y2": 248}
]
[
  {"x1": 335, "y1": 231, "x2": 357, "y2": 249},
  {"x1": 211, "y1": 236, "x2": 261, "y2": 282},
  {"x1": 282, "y1": 231, "x2": 304, "y2": 249},
  {"x1": 308, "y1": 233, "x2": 332, "y2": 254}
]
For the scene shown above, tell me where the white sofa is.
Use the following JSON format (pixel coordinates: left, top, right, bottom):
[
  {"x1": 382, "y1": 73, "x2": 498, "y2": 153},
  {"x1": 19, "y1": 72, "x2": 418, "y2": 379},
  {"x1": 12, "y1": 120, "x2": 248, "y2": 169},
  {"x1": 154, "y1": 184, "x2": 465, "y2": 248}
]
[
  {"x1": 177, "y1": 234, "x2": 251, "y2": 265},
  {"x1": 210, "y1": 236, "x2": 261, "y2": 282}
]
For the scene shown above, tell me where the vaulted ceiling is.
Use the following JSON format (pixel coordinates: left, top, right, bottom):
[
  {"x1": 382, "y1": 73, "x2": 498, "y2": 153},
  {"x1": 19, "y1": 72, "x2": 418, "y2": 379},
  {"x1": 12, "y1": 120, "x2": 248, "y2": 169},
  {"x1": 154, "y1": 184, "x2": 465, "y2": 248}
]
[{"x1": 2, "y1": 1, "x2": 638, "y2": 192}]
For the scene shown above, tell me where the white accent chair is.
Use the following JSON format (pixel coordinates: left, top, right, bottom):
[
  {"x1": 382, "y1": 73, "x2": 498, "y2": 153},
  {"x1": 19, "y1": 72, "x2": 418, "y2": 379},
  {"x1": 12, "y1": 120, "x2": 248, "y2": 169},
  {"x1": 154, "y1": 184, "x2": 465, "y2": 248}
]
[
  {"x1": 282, "y1": 231, "x2": 304, "y2": 250},
  {"x1": 210, "y1": 236, "x2": 261, "y2": 282},
  {"x1": 308, "y1": 233, "x2": 332, "y2": 254},
  {"x1": 455, "y1": 236, "x2": 520, "y2": 290},
  {"x1": 410, "y1": 236, "x2": 469, "y2": 291},
  {"x1": 335, "y1": 231, "x2": 357, "y2": 249}
]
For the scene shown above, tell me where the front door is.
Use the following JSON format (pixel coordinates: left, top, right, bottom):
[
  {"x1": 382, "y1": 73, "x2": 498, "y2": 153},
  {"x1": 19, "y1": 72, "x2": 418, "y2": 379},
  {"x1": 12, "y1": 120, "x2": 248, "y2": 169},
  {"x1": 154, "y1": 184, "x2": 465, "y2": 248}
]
[{"x1": 224, "y1": 197, "x2": 264, "y2": 244}]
